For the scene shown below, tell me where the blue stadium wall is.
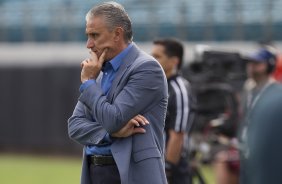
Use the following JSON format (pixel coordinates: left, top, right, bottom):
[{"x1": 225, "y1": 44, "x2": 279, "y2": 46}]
[{"x1": 1, "y1": 23, "x2": 282, "y2": 42}]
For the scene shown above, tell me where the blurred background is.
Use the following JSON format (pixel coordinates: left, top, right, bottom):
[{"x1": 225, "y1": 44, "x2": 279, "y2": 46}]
[{"x1": 1, "y1": 0, "x2": 282, "y2": 183}]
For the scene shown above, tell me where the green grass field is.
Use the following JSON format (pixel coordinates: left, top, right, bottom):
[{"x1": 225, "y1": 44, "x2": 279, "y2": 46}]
[
  {"x1": 0, "y1": 154, "x2": 214, "y2": 184},
  {"x1": 194, "y1": 166, "x2": 215, "y2": 184},
  {"x1": 0, "y1": 154, "x2": 81, "y2": 184}
]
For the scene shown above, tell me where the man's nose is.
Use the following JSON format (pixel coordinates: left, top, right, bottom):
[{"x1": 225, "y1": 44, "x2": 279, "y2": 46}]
[{"x1": 86, "y1": 38, "x2": 94, "y2": 49}]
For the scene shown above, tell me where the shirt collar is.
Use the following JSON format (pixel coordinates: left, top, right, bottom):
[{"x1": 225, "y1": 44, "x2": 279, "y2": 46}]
[{"x1": 108, "y1": 43, "x2": 133, "y2": 71}]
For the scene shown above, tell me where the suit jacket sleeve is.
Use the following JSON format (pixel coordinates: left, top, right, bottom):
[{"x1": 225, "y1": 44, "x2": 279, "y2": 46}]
[
  {"x1": 68, "y1": 101, "x2": 108, "y2": 145},
  {"x1": 79, "y1": 59, "x2": 166, "y2": 134}
]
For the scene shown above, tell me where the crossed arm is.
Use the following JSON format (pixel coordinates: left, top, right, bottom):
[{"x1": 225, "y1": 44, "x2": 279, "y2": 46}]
[{"x1": 68, "y1": 100, "x2": 149, "y2": 145}]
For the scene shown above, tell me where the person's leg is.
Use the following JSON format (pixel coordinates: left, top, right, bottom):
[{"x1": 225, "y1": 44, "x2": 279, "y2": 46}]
[
  {"x1": 213, "y1": 151, "x2": 238, "y2": 184},
  {"x1": 171, "y1": 171, "x2": 192, "y2": 184},
  {"x1": 171, "y1": 159, "x2": 192, "y2": 184}
]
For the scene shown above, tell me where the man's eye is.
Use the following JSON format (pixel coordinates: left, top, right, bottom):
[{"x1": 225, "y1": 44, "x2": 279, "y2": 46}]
[{"x1": 91, "y1": 33, "x2": 98, "y2": 38}]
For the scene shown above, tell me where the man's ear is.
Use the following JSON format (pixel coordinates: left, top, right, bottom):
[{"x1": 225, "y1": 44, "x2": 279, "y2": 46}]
[
  {"x1": 113, "y1": 27, "x2": 124, "y2": 41},
  {"x1": 171, "y1": 56, "x2": 179, "y2": 67}
]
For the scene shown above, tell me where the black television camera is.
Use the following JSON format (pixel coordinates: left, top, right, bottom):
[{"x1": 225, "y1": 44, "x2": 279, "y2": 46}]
[
  {"x1": 183, "y1": 49, "x2": 246, "y2": 183},
  {"x1": 183, "y1": 50, "x2": 247, "y2": 138}
]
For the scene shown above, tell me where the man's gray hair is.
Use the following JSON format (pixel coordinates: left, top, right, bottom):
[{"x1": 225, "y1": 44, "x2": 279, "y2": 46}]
[{"x1": 86, "y1": 1, "x2": 133, "y2": 42}]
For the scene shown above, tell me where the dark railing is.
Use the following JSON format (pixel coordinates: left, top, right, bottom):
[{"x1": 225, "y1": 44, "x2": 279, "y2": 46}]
[{"x1": 0, "y1": 65, "x2": 82, "y2": 155}]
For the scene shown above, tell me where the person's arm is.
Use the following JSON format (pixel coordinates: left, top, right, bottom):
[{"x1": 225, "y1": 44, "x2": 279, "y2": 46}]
[
  {"x1": 68, "y1": 101, "x2": 108, "y2": 145},
  {"x1": 166, "y1": 130, "x2": 185, "y2": 164},
  {"x1": 68, "y1": 99, "x2": 149, "y2": 145},
  {"x1": 166, "y1": 78, "x2": 190, "y2": 162},
  {"x1": 165, "y1": 130, "x2": 185, "y2": 182},
  {"x1": 165, "y1": 78, "x2": 190, "y2": 180},
  {"x1": 79, "y1": 59, "x2": 166, "y2": 134}
]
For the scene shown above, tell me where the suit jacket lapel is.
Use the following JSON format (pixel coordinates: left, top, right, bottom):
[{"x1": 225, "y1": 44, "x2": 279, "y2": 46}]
[{"x1": 107, "y1": 43, "x2": 139, "y2": 102}]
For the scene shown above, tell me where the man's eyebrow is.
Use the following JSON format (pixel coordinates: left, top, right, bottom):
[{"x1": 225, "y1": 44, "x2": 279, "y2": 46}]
[{"x1": 86, "y1": 30, "x2": 98, "y2": 34}]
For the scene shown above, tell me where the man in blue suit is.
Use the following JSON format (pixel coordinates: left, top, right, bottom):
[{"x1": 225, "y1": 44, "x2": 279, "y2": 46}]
[{"x1": 68, "y1": 2, "x2": 168, "y2": 184}]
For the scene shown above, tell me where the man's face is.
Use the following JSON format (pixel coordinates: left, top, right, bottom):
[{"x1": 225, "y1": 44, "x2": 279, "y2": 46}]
[
  {"x1": 151, "y1": 44, "x2": 175, "y2": 76},
  {"x1": 247, "y1": 61, "x2": 268, "y2": 79},
  {"x1": 86, "y1": 16, "x2": 116, "y2": 61}
]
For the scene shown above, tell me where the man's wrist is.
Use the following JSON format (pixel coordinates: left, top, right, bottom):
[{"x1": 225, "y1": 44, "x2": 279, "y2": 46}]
[
  {"x1": 79, "y1": 79, "x2": 96, "y2": 93},
  {"x1": 165, "y1": 160, "x2": 176, "y2": 182},
  {"x1": 81, "y1": 79, "x2": 89, "y2": 83},
  {"x1": 82, "y1": 75, "x2": 97, "y2": 83},
  {"x1": 165, "y1": 160, "x2": 177, "y2": 170}
]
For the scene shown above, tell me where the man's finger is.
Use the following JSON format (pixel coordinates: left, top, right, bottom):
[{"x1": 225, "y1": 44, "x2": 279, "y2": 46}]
[
  {"x1": 98, "y1": 48, "x2": 108, "y2": 65},
  {"x1": 89, "y1": 51, "x2": 99, "y2": 62},
  {"x1": 137, "y1": 115, "x2": 150, "y2": 125},
  {"x1": 134, "y1": 116, "x2": 146, "y2": 126},
  {"x1": 132, "y1": 127, "x2": 146, "y2": 134},
  {"x1": 134, "y1": 115, "x2": 149, "y2": 125},
  {"x1": 130, "y1": 119, "x2": 140, "y2": 127},
  {"x1": 81, "y1": 59, "x2": 89, "y2": 68}
]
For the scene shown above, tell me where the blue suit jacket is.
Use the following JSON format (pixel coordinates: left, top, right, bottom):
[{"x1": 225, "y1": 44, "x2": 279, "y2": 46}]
[{"x1": 68, "y1": 43, "x2": 168, "y2": 184}]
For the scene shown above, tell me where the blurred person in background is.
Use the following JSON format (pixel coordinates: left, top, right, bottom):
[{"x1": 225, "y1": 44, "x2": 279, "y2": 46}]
[
  {"x1": 68, "y1": 2, "x2": 168, "y2": 184},
  {"x1": 211, "y1": 135, "x2": 239, "y2": 184},
  {"x1": 152, "y1": 38, "x2": 192, "y2": 184},
  {"x1": 257, "y1": 41, "x2": 282, "y2": 82},
  {"x1": 238, "y1": 47, "x2": 282, "y2": 184}
]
